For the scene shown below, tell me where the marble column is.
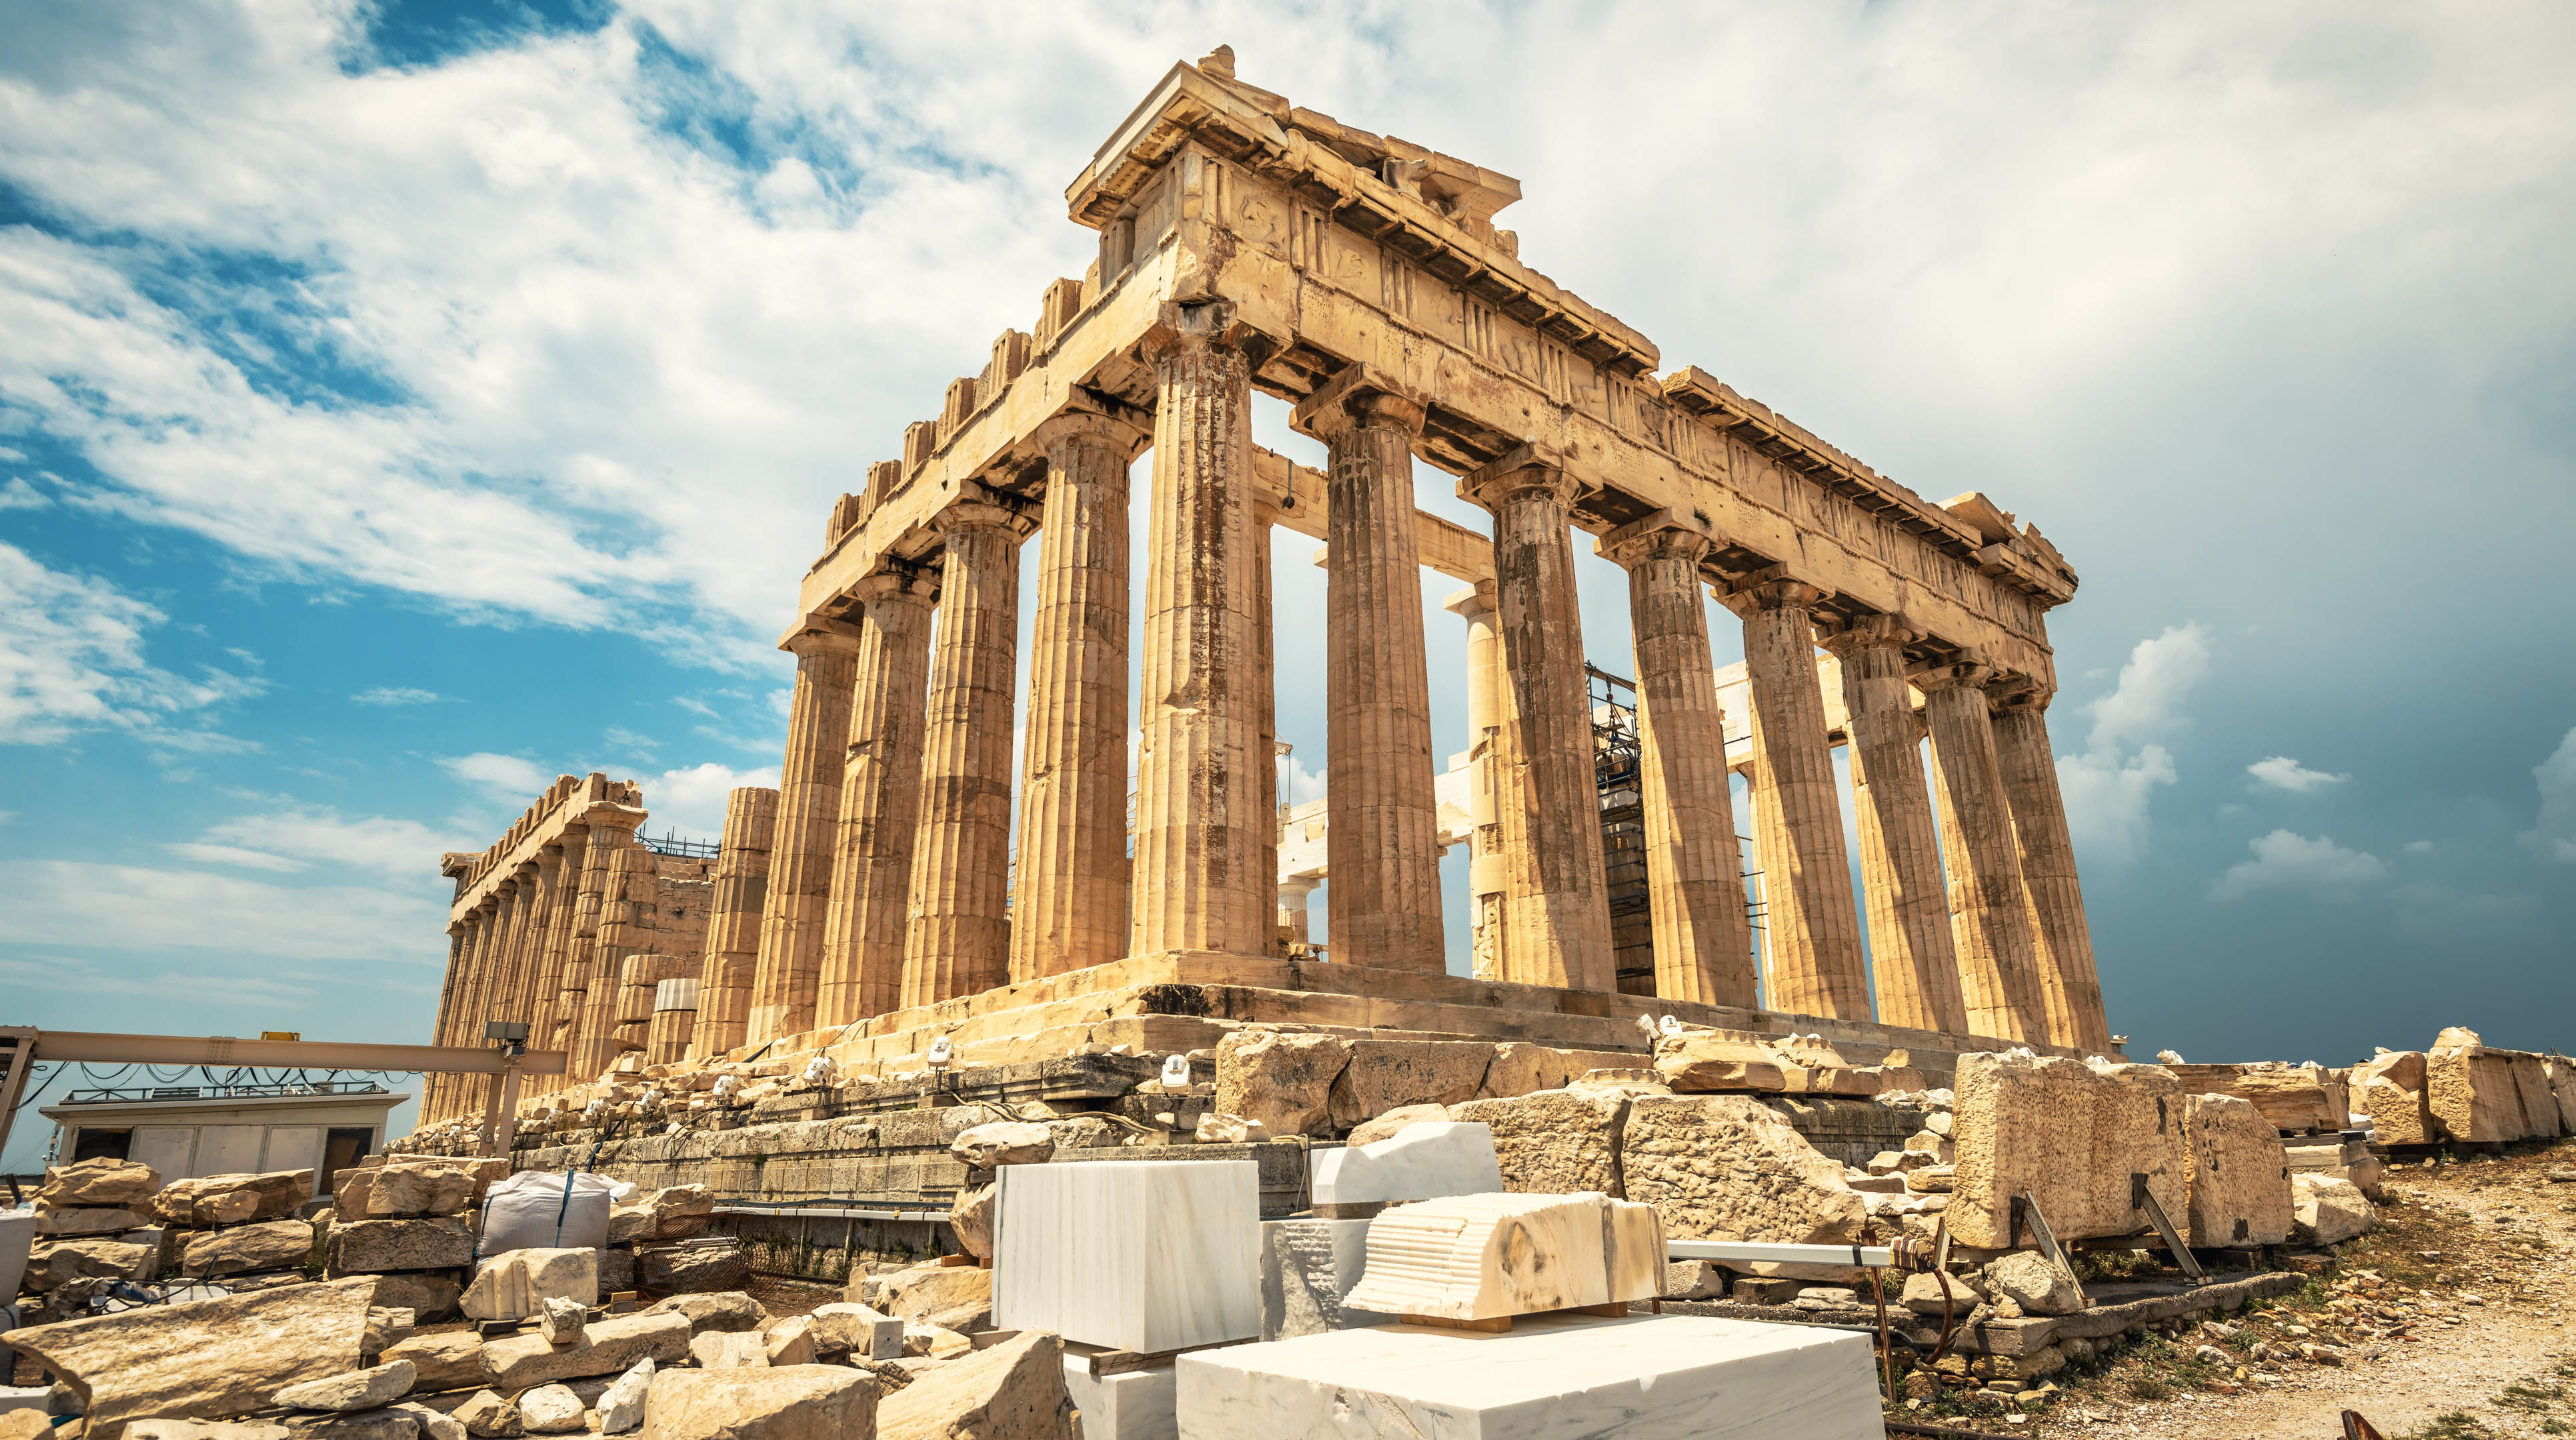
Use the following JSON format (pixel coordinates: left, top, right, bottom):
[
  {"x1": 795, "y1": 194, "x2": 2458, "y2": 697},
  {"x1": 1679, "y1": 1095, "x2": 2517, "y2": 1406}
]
[
  {"x1": 1012, "y1": 413, "x2": 1146, "y2": 982},
  {"x1": 1254, "y1": 519, "x2": 1281, "y2": 957},
  {"x1": 1720, "y1": 577, "x2": 1869, "y2": 1020},
  {"x1": 693, "y1": 786, "x2": 778, "y2": 1058},
  {"x1": 430, "y1": 923, "x2": 467, "y2": 1117},
  {"x1": 1820, "y1": 617, "x2": 1969, "y2": 1036},
  {"x1": 466, "y1": 885, "x2": 518, "y2": 1049},
  {"x1": 1919, "y1": 663, "x2": 2047, "y2": 1043},
  {"x1": 573, "y1": 835, "x2": 647, "y2": 1083},
  {"x1": 1444, "y1": 583, "x2": 1510, "y2": 982},
  {"x1": 1460, "y1": 451, "x2": 1615, "y2": 993},
  {"x1": 1992, "y1": 691, "x2": 2111, "y2": 1049},
  {"x1": 1130, "y1": 318, "x2": 1270, "y2": 957},
  {"x1": 522, "y1": 841, "x2": 575, "y2": 1085},
  {"x1": 1299, "y1": 378, "x2": 1447, "y2": 970},
  {"x1": 816, "y1": 573, "x2": 937, "y2": 1027},
  {"x1": 1276, "y1": 876, "x2": 1319, "y2": 949},
  {"x1": 746, "y1": 623, "x2": 863, "y2": 1046},
  {"x1": 902, "y1": 497, "x2": 1032, "y2": 1007},
  {"x1": 557, "y1": 816, "x2": 627, "y2": 1083},
  {"x1": 1602, "y1": 522, "x2": 1757, "y2": 1008}
]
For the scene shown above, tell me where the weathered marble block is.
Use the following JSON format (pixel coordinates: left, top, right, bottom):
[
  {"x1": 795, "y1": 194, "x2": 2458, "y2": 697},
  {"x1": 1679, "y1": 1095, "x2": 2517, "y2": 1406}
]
[
  {"x1": 1064, "y1": 1348, "x2": 1179, "y2": 1440},
  {"x1": 1176, "y1": 1313, "x2": 1882, "y2": 1440},
  {"x1": 2428, "y1": 1043, "x2": 2537, "y2": 1143},
  {"x1": 1307, "y1": 1123, "x2": 1501, "y2": 1210},
  {"x1": 1343, "y1": 1192, "x2": 1662, "y2": 1322},
  {"x1": 993, "y1": 1159, "x2": 1261, "y2": 1353},
  {"x1": 2181, "y1": 1094, "x2": 2292, "y2": 1248},
  {"x1": 2355, "y1": 1051, "x2": 2431, "y2": 1145},
  {"x1": 1949, "y1": 1053, "x2": 2186, "y2": 1249},
  {"x1": 1258, "y1": 1219, "x2": 1389, "y2": 1341}
]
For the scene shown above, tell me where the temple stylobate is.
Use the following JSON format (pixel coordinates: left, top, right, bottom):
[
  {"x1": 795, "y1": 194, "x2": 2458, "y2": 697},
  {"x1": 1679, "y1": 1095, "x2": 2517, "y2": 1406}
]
[{"x1": 427, "y1": 47, "x2": 2112, "y2": 1112}]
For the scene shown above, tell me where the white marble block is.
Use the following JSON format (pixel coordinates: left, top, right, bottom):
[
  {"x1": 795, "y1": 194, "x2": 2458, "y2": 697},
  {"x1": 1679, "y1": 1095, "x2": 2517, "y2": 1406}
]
[
  {"x1": 1308, "y1": 1122, "x2": 1504, "y2": 1209},
  {"x1": 1344, "y1": 1192, "x2": 1664, "y2": 1321},
  {"x1": 1176, "y1": 1313, "x2": 1883, "y2": 1440},
  {"x1": 1258, "y1": 1218, "x2": 1390, "y2": 1341},
  {"x1": 1064, "y1": 1349, "x2": 1180, "y2": 1440},
  {"x1": 995, "y1": 1159, "x2": 1261, "y2": 1353}
]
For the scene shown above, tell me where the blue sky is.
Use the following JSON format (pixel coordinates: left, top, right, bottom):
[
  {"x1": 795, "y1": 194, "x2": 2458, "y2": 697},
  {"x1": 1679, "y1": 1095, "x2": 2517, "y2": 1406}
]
[{"x1": 4, "y1": 1, "x2": 2572, "y2": 1168}]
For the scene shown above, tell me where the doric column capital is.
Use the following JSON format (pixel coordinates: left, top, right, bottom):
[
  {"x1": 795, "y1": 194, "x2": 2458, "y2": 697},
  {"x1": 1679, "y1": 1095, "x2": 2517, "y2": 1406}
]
[
  {"x1": 1027, "y1": 402, "x2": 1152, "y2": 463},
  {"x1": 1138, "y1": 297, "x2": 1280, "y2": 369},
  {"x1": 1291, "y1": 362, "x2": 1427, "y2": 441},
  {"x1": 1594, "y1": 509, "x2": 1714, "y2": 571},
  {"x1": 476, "y1": 894, "x2": 502, "y2": 915},
  {"x1": 1441, "y1": 579, "x2": 1498, "y2": 621},
  {"x1": 1715, "y1": 569, "x2": 1827, "y2": 620},
  {"x1": 931, "y1": 485, "x2": 1038, "y2": 544},
  {"x1": 1910, "y1": 659, "x2": 1997, "y2": 695},
  {"x1": 1815, "y1": 611, "x2": 1919, "y2": 658},
  {"x1": 1456, "y1": 442, "x2": 1584, "y2": 512},
  {"x1": 576, "y1": 801, "x2": 650, "y2": 833},
  {"x1": 849, "y1": 564, "x2": 940, "y2": 611},
  {"x1": 778, "y1": 614, "x2": 866, "y2": 656},
  {"x1": 1989, "y1": 678, "x2": 2055, "y2": 713}
]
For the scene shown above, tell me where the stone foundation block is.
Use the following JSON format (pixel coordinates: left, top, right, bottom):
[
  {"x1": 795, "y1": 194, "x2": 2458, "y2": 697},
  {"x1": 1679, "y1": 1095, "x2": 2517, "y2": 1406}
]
[
  {"x1": 2182, "y1": 1094, "x2": 2293, "y2": 1249},
  {"x1": 1949, "y1": 1054, "x2": 2185, "y2": 1249},
  {"x1": 1450, "y1": 1087, "x2": 1628, "y2": 1196}
]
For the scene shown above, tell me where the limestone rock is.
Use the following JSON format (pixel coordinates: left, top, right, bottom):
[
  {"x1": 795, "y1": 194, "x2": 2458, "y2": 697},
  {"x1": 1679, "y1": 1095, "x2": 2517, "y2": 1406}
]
[
  {"x1": 2353, "y1": 1051, "x2": 2431, "y2": 1146},
  {"x1": 808, "y1": 1304, "x2": 903, "y2": 1363},
  {"x1": 364, "y1": 1307, "x2": 417, "y2": 1361},
  {"x1": 1344, "y1": 1104, "x2": 1450, "y2": 1148},
  {"x1": 1651, "y1": 1033, "x2": 1792, "y2": 1093},
  {"x1": 274, "y1": 1362, "x2": 416, "y2": 1413},
  {"x1": 635, "y1": 1245, "x2": 750, "y2": 1295},
  {"x1": 1618, "y1": 1094, "x2": 1864, "y2": 1245},
  {"x1": 359, "y1": 1169, "x2": 476, "y2": 1221},
  {"x1": 2428, "y1": 1042, "x2": 2534, "y2": 1143},
  {"x1": 595, "y1": 1358, "x2": 652, "y2": 1434},
  {"x1": 605, "y1": 1188, "x2": 714, "y2": 1246},
  {"x1": 1325, "y1": 1041, "x2": 1494, "y2": 1131},
  {"x1": 278, "y1": 1415, "x2": 417, "y2": 1440},
  {"x1": 2550, "y1": 1057, "x2": 2576, "y2": 1135},
  {"x1": 2168, "y1": 1065, "x2": 2337, "y2": 1133},
  {"x1": 378, "y1": 1331, "x2": 489, "y2": 1394},
  {"x1": 452, "y1": 1390, "x2": 521, "y2": 1439},
  {"x1": 539, "y1": 1297, "x2": 587, "y2": 1346},
  {"x1": 481, "y1": 1311, "x2": 690, "y2": 1390},
  {"x1": 761, "y1": 1317, "x2": 815, "y2": 1367},
  {"x1": 641, "y1": 1293, "x2": 768, "y2": 1335},
  {"x1": 1192, "y1": 1113, "x2": 1266, "y2": 1144},
  {"x1": 1657, "y1": 1259, "x2": 1728, "y2": 1301},
  {"x1": 183, "y1": 1219, "x2": 316, "y2": 1278},
  {"x1": 1949, "y1": 1053, "x2": 2187, "y2": 1249},
  {"x1": 2512, "y1": 1053, "x2": 2563, "y2": 1140},
  {"x1": 329, "y1": 1219, "x2": 475, "y2": 1275},
  {"x1": 1342, "y1": 1192, "x2": 1662, "y2": 1321},
  {"x1": 461, "y1": 1249, "x2": 597, "y2": 1322},
  {"x1": 688, "y1": 1331, "x2": 767, "y2": 1370},
  {"x1": 1983, "y1": 1252, "x2": 2081, "y2": 1317},
  {"x1": 876, "y1": 1330, "x2": 1069, "y2": 1440},
  {"x1": 40, "y1": 1158, "x2": 162, "y2": 1210},
  {"x1": 126, "y1": 1424, "x2": 291, "y2": 1440},
  {"x1": 513, "y1": 1386, "x2": 585, "y2": 1436},
  {"x1": 22, "y1": 1238, "x2": 156, "y2": 1291},
  {"x1": 902, "y1": 1327, "x2": 973, "y2": 1361},
  {"x1": 2182, "y1": 1094, "x2": 2293, "y2": 1249},
  {"x1": 949, "y1": 1123, "x2": 1053, "y2": 1170},
  {"x1": 366, "y1": 1271, "x2": 463, "y2": 1324},
  {"x1": 1212, "y1": 1031, "x2": 1350, "y2": 1139},
  {"x1": 1450, "y1": 1086, "x2": 1628, "y2": 1195},
  {"x1": 156, "y1": 1172, "x2": 313, "y2": 1227},
  {"x1": 1900, "y1": 1270, "x2": 1986, "y2": 1315},
  {"x1": 877, "y1": 1262, "x2": 993, "y2": 1334},
  {"x1": 33, "y1": 1205, "x2": 159, "y2": 1237},
  {"x1": 638, "y1": 1365, "x2": 876, "y2": 1440},
  {"x1": 948, "y1": 1183, "x2": 996, "y2": 1261},
  {"x1": 2292, "y1": 1173, "x2": 2375, "y2": 1245},
  {"x1": 387, "y1": 1404, "x2": 466, "y2": 1440},
  {"x1": 1474, "y1": 1044, "x2": 1640, "y2": 1101},
  {"x1": 0, "y1": 1275, "x2": 376, "y2": 1435}
]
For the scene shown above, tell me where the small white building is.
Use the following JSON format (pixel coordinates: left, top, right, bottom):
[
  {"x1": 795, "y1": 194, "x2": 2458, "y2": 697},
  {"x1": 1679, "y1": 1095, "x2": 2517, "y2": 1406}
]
[{"x1": 40, "y1": 1079, "x2": 407, "y2": 1197}]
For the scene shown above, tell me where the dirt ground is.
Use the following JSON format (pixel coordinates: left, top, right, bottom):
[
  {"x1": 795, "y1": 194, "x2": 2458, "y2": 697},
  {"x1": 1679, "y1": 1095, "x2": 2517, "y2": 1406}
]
[{"x1": 1901, "y1": 1138, "x2": 2576, "y2": 1440}]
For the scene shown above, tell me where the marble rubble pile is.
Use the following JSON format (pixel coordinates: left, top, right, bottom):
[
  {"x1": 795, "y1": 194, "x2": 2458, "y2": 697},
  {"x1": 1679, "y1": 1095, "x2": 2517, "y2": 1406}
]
[
  {"x1": 13, "y1": 1159, "x2": 336, "y2": 1328},
  {"x1": 322, "y1": 1157, "x2": 511, "y2": 1323}
]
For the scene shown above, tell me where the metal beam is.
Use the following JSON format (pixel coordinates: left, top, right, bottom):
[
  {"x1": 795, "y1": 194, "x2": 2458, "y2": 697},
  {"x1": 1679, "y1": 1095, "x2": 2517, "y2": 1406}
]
[
  {"x1": 1667, "y1": 1239, "x2": 1900, "y2": 1269},
  {"x1": 26, "y1": 1031, "x2": 567, "y2": 1076}
]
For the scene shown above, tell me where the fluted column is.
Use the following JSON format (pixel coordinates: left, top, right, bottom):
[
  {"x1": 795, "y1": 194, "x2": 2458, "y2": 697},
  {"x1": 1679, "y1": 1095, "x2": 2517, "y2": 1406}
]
[
  {"x1": 902, "y1": 498, "x2": 1033, "y2": 1007},
  {"x1": 557, "y1": 808, "x2": 638, "y2": 1082},
  {"x1": 693, "y1": 787, "x2": 778, "y2": 1057},
  {"x1": 1919, "y1": 663, "x2": 2047, "y2": 1043},
  {"x1": 459, "y1": 888, "x2": 511, "y2": 1051},
  {"x1": 1722, "y1": 576, "x2": 1868, "y2": 1019},
  {"x1": 573, "y1": 835, "x2": 648, "y2": 1082},
  {"x1": 1276, "y1": 876, "x2": 1320, "y2": 949},
  {"x1": 1130, "y1": 317, "x2": 1271, "y2": 957},
  {"x1": 1602, "y1": 521, "x2": 1756, "y2": 1007},
  {"x1": 1254, "y1": 524, "x2": 1281, "y2": 957},
  {"x1": 1444, "y1": 583, "x2": 1510, "y2": 982},
  {"x1": 746, "y1": 623, "x2": 863, "y2": 1045},
  {"x1": 646, "y1": 978, "x2": 698, "y2": 1066},
  {"x1": 1460, "y1": 450, "x2": 1614, "y2": 992},
  {"x1": 519, "y1": 843, "x2": 570, "y2": 1083},
  {"x1": 430, "y1": 923, "x2": 467, "y2": 1117},
  {"x1": 1302, "y1": 375, "x2": 1446, "y2": 969},
  {"x1": 1991, "y1": 691, "x2": 2110, "y2": 1049},
  {"x1": 1820, "y1": 617, "x2": 1969, "y2": 1035},
  {"x1": 816, "y1": 574, "x2": 937, "y2": 1027},
  {"x1": 529, "y1": 828, "x2": 587, "y2": 1093},
  {"x1": 1013, "y1": 413, "x2": 1147, "y2": 981}
]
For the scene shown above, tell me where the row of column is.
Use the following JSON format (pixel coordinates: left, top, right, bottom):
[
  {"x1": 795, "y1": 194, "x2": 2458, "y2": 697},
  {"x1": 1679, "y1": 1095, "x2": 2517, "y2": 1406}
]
[{"x1": 726, "y1": 315, "x2": 2107, "y2": 1056}]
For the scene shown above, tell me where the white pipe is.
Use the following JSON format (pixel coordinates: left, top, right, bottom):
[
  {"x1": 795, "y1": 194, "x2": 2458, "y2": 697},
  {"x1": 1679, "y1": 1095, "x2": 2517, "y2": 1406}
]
[
  {"x1": 1668, "y1": 1239, "x2": 1898, "y2": 1268},
  {"x1": 714, "y1": 1204, "x2": 944, "y2": 1223}
]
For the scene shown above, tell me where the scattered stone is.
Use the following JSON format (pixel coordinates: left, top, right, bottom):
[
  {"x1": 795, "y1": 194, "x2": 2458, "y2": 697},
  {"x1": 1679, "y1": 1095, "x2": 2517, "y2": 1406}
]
[
  {"x1": 369, "y1": 1273, "x2": 465, "y2": 1325},
  {"x1": 1451, "y1": 1087, "x2": 1630, "y2": 1195},
  {"x1": 2182, "y1": 1093, "x2": 2293, "y2": 1248},
  {"x1": 1949, "y1": 1052, "x2": 2187, "y2": 1248},
  {"x1": 539, "y1": 1297, "x2": 587, "y2": 1347},
  {"x1": 2354, "y1": 1051, "x2": 2432, "y2": 1146},
  {"x1": 156, "y1": 1172, "x2": 314, "y2": 1228},
  {"x1": 641, "y1": 1293, "x2": 768, "y2": 1335},
  {"x1": 451, "y1": 1389, "x2": 521, "y2": 1439},
  {"x1": 637, "y1": 1366, "x2": 876, "y2": 1440},
  {"x1": 1658, "y1": 1259, "x2": 1730, "y2": 1301},
  {"x1": 39, "y1": 1158, "x2": 163, "y2": 1210},
  {"x1": 595, "y1": 1359, "x2": 652, "y2": 1435},
  {"x1": 461, "y1": 1250, "x2": 597, "y2": 1323},
  {"x1": 512, "y1": 1387, "x2": 585, "y2": 1437},
  {"x1": 275, "y1": 1363, "x2": 416, "y2": 1413},
  {"x1": 1900, "y1": 1270, "x2": 1985, "y2": 1316},
  {"x1": 0, "y1": 1275, "x2": 376, "y2": 1434},
  {"x1": 1651, "y1": 1033, "x2": 1793, "y2": 1093},
  {"x1": 1213, "y1": 1031, "x2": 1350, "y2": 1138},
  {"x1": 688, "y1": 1332, "x2": 767, "y2": 1371},
  {"x1": 948, "y1": 1183, "x2": 996, "y2": 1261},
  {"x1": 182, "y1": 1219, "x2": 317, "y2": 1279},
  {"x1": 22, "y1": 1238, "x2": 156, "y2": 1291},
  {"x1": 761, "y1": 1317, "x2": 816, "y2": 1367},
  {"x1": 364, "y1": 1307, "x2": 417, "y2": 1361},
  {"x1": 1983, "y1": 1252, "x2": 2082, "y2": 1317},
  {"x1": 1620, "y1": 1094, "x2": 1864, "y2": 1248},
  {"x1": 1193, "y1": 1115, "x2": 1267, "y2": 1145},
  {"x1": 34, "y1": 1205, "x2": 159, "y2": 1237},
  {"x1": 1342, "y1": 1193, "x2": 1660, "y2": 1320},
  {"x1": 634, "y1": 1245, "x2": 750, "y2": 1295},
  {"x1": 2293, "y1": 1173, "x2": 2376, "y2": 1245},
  {"x1": 1344, "y1": 1104, "x2": 1451, "y2": 1147},
  {"x1": 902, "y1": 1327, "x2": 973, "y2": 1361},
  {"x1": 279, "y1": 1413, "x2": 418, "y2": 1440},
  {"x1": 877, "y1": 1262, "x2": 994, "y2": 1334},
  {"x1": 379, "y1": 1331, "x2": 489, "y2": 1394},
  {"x1": 357, "y1": 1167, "x2": 476, "y2": 1221},
  {"x1": 808, "y1": 1304, "x2": 903, "y2": 1362},
  {"x1": 1730, "y1": 1277, "x2": 1800, "y2": 1305},
  {"x1": 949, "y1": 1123, "x2": 1054, "y2": 1170},
  {"x1": 1326, "y1": 1041, "x2": 1494, "y2": 1131},
  {"x1": 388, "y1": 1403, "x2": 465, "y2": 1440},
  {"x1": 605, "y1": 1188, "x2": 715, "y2": 1246},
  {"x1": 127, "y1": 1423, "x2": 291, "y2": 1440},
  {"x1": 876, "y1": 1331, "x2": 1071, "y2": 1440},
  {"x1": 481, "y1": 1311, "x2": 690, "y2": 1390},
  {"x1": 329, "y1": 1219, "x2": 475, "y2": 1275}
]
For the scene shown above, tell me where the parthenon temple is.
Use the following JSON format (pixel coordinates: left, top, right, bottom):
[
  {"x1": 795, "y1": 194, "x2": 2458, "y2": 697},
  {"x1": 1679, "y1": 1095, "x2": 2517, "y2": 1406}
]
[{"x1": 421, "y1": 48, "x2": 2109, "y2": 1123}]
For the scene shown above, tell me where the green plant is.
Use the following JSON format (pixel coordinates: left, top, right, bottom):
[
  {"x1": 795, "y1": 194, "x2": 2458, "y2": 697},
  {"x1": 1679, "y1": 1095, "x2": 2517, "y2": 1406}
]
[
  {"x1": 2401, "y1": 1413, "x2": 2494, "y2": 1440},
  {"x1": 2125, "y1": 1375, "x2": 2172, "y2": 1401}
]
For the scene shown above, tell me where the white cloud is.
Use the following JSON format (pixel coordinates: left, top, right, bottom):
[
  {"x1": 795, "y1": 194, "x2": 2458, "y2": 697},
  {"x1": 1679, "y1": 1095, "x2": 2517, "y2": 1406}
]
[
  {"x1": 1280, "y1": 749, "x2": 1328, "y2": 807},
  {"x1": 351, "y1": 686, "x2": 443, "y2": 705},
  {"x1": 2403, "y1": 839, "x2": 2435, "y2": 855},
  {"x1": 196, "y1": 806, "x2": 485, "y2": 879},
  {"x1": 2247, "y1": 755, "x2": 2349, "y2": 793},
  {"x1": 0, "y1": 540, "x2": 263, "y2": 747},
  {"x1": 639, "y1": 761, "x2": 781, "y2": 840},
  {"x1": 2519, "y1": 726, "x2": 2576, "y2": 863},
  {"x1": 605, "y1": 725, "x2": 660, "y2": 757},
  {"x1": 162, "y1": 841, "x2": 309, "y2": 873},
  {"x1": 0, "y1": 859, "x2": 441, "y2": 961},
  {"x1": 0, "y1": 477, "x2": 49, "y2": 509},
  {"x1": 0, "y1": 953, "x2": 322, "y2": 1007},
  {"x1": 2209, "y1": 830, "x2": 2391, "y2": 903},
  {"x1": 2056, "y1": 624, "x2": 2209, "y2": 866},
  {"x1": 440, "y1": 751, "x2": 555, "y2": 801}
]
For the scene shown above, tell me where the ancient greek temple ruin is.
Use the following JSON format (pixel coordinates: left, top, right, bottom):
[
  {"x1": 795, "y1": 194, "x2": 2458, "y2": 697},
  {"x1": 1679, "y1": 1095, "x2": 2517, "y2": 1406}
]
[{"x1": 423, "y1": 49, "x2": 2108, "y2": 1119}]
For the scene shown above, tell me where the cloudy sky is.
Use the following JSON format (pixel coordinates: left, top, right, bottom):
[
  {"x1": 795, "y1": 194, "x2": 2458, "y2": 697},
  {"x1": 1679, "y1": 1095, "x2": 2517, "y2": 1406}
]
[{"x1": 4, "y1": 1, "x2": 2571, "y2": 1166}]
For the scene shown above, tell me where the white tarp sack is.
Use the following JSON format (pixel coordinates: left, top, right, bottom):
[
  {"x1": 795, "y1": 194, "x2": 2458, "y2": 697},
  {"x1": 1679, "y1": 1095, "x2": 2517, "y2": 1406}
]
[
  {"x1": 0, "y1": 1208, "x2": 35, "y2": 1301},
  {"x1": 478, "y1": 1171, "x2": 621, "y2": 1258}
]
